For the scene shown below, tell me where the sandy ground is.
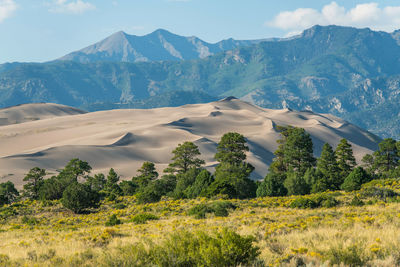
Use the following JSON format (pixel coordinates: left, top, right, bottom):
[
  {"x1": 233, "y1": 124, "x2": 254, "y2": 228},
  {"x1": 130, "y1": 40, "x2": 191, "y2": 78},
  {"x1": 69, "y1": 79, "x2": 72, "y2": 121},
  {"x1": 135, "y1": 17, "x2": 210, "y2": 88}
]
[{"x1": 0, "y1": 98, "x2": 380, "y2": 187}]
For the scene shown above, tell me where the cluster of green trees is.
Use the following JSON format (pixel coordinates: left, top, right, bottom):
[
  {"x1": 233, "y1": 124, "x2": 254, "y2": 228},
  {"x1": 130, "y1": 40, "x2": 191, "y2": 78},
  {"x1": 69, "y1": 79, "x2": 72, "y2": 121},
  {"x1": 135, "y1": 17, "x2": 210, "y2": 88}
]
[
  {"x1": 257, "y1": 126, "x2": 365, "y2": 196},
  {"x1": 0, "y1": 132, "x2": 256, "y2": 213},
  {"x1": 1, "y1": 128, "x2": 400, "y2": 213}
]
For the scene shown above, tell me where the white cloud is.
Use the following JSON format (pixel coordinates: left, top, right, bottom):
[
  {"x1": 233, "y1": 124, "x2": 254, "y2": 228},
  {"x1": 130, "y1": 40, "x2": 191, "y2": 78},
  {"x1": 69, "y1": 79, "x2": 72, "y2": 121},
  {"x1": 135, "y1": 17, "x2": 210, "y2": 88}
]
[
  {"x1": 0, "y1": 0, "x2": 17, "y2": 23},
  {"x1": 268, "y1": 2, "x2": 400, "y2": 34},
  {"x1": 49, "y1": 0, "x2": 95, "y2": 14}
]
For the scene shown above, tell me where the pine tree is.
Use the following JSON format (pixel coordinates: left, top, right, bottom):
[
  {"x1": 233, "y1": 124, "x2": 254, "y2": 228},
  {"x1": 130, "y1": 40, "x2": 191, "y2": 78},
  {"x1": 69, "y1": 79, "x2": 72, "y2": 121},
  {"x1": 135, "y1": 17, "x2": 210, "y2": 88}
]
[
  {"x1": 304, "y1": 167, "x2": 328, "y2": 193},
  {"x1": 166, "y1": 142, "x2": 205, "y2": 174},
  {"x1": 341, "y1": 167, "x2": 370, "y2": 192},
  {"x1": 22, "y1": 167, "x2": 46, "y2": 200},
  {"x1": 215, "y1": 132, "x2": 249, "y2": 165},
  {"x1": 283, "y1": 128, "x2": 316, "y2": 176},
  {"x1": 335, "y1": 139, "x2": 356, "y2": 178},
  {"x1": 0, "y1": 181, "x2": 19, "y2": 206},
  {"x1": 104, "y1": 168, "x2": 122, "y2": 198},
  {"x1": 256, "y1": 172, "x2": 287, "y2": 197},
  {"x1": 207, "y1": 132, "x2": 256, "y2": 199},
  {"x1": 284, "y1": 171, "x2": 310, "y2": 196},
  {"x1": 137, "y1": 162, "x2": 158, "y2": 179},
  {"x1": 317, "y1": 143, "x2": 341, "y2": 190},
  {"x1": 85, "y1": 173, "x2": 106, "y2": 192},
  {"x1": 373, "y1": 138, "x2": 399, "y2": 175}
]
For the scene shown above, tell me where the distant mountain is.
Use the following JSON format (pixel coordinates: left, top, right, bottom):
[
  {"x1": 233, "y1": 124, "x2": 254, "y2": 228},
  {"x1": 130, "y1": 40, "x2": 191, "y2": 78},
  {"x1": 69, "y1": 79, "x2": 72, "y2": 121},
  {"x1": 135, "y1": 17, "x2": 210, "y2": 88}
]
[
  {"x1": 2, "y1": 25, "x2": 400, "y2": 138},
  {"x1": 58, "y1": 29, "x2": 267, "y2": 63}
]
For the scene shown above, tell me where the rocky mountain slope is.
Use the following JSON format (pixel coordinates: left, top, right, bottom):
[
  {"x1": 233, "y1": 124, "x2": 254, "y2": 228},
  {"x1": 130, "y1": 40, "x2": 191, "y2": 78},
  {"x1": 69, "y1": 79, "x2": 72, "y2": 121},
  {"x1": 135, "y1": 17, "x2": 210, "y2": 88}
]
[
  {"x1": 1, "y1": 25, "x2": 400, "y2": 138},
  {"x1": 58, "y1": 29, "x2": 266, "y2": 63}
]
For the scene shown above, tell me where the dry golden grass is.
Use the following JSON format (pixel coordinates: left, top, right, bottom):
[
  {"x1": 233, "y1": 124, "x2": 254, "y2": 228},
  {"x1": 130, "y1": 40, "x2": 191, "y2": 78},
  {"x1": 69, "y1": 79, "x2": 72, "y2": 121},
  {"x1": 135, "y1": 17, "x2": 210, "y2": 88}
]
[{"x1": 1, "y1": 185, "x2": 400, "y2": 266}]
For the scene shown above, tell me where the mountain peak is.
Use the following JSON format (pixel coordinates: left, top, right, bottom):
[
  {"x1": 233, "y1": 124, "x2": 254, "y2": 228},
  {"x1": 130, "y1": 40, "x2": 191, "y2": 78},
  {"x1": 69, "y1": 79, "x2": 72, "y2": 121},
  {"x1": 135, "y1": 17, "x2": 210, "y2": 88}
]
[{"x1": 57, "y1": 29, "x2": 264, "y2": 63}]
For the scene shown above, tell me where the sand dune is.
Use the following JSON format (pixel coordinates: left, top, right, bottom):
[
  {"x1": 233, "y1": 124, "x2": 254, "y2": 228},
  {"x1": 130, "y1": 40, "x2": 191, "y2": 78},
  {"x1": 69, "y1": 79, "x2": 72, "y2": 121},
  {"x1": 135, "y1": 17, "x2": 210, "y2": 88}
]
[
  {"x1": 0, "y1": 103, "x2": 86, "y2": 126},
  {"x1": 0, "y1": 98, "x2": 380, "y2": 186}
]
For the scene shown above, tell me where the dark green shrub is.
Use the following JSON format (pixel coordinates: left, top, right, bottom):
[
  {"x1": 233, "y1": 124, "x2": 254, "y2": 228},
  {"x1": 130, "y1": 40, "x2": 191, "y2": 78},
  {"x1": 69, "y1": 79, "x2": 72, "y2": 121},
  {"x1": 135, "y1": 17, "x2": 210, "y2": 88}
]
[
  {"x1": 257, "y1": 172, "x2": 287, "y2": 197},
  {"x1": 188, "y1": 202, "x2": 236, "y2": 218},
  {"x1": 350, "y1": 195, "x2": 364, "y2": 206},
  {"x1": 320, "y1": 196, "x2": 339, "y2": 208},
  {"x1": 185, "y1": 169, "x2": 214, "y2": 198},
  {"x1": 131, "y1": 213, "x2": 159, "y2": 224},
  {"x1": 187, "y1": 204, "x2": 213, "y2": 219},
  {"x1": 113, "y1": 203, "x2": 126, "y2": 209},
  {"x1": 326, "y1": 243, "x2": 368, "y2": 266},
  {"x1": 0, "y1": 181, "x2": 19, "y2": 206},
  {"x1": 290, "y1": 193, "x2": 339, "y2": 209},
  {"x1": 105, "y1": 214, "x2": 121, "y2": 226},
  {"x1": 119, "y1": 180, "x2": 137, "y2": 196},
  {"x1": 104, "y1": 228, "x2": 261, "y2": 267},
  {"x1": 21, "y1": 215, "x2": 39, "y2": 226},
  {"x1": 284, "y1": 172, "x2": 310, "y2": 196},
  {"x1": 61, "y1": 183, "x2": 99, "y2": 214},
  {"x1": 341, "y1": 167, "x2": 371, "y2": 192},
  {"x1": 290, "y1": 197, "x2": 318, "y2": 209},
  {"x1": 360, "y1": 186, "x2": 398, "y2": 201},
  {"x1": 39, "y1": 177, "x2": 64, "y2": 201}
]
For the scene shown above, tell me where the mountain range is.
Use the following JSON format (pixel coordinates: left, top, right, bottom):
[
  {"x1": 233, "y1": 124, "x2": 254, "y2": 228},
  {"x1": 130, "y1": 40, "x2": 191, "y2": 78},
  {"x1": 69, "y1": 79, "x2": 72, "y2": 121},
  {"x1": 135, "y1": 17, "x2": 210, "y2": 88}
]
[
  {"x1": 0, "y1": 25, "x2": 400, "y2": 138},
  {"x1": 58, "y1": 29, "x2": 267, "y2": 63}
]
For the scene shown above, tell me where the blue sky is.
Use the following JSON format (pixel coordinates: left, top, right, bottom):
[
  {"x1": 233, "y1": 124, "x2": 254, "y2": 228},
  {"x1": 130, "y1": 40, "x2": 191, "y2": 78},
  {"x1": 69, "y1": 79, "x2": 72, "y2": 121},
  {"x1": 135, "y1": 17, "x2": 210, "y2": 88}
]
[{"x1": 2, "y1": 0, "x2": 400, "y2": 63}]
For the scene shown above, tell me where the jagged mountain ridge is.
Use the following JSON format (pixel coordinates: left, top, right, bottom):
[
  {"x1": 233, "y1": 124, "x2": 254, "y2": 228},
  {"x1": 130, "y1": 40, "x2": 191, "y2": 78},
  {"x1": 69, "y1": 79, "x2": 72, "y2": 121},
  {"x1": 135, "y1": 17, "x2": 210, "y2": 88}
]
[
  {"x1": 58, "y1": 29, "x2": 267, "y2": 63},
  {"x1": 1, "y1": 25, "x2": 400, "y2": 138}
]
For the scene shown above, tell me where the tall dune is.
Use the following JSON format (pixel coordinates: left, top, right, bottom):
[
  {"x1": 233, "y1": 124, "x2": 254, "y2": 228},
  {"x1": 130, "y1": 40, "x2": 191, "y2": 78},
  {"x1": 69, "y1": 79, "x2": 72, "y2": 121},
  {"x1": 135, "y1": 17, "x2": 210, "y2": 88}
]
[{"x1": 0, "y1": 98, "x2": 380, "y2": 186}]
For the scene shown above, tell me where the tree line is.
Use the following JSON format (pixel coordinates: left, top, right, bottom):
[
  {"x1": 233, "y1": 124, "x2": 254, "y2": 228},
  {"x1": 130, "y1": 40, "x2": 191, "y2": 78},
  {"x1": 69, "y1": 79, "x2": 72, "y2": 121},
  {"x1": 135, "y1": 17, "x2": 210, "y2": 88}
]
[{"x1": 1, "y1": 127, "x2": 399, "y2": 213}]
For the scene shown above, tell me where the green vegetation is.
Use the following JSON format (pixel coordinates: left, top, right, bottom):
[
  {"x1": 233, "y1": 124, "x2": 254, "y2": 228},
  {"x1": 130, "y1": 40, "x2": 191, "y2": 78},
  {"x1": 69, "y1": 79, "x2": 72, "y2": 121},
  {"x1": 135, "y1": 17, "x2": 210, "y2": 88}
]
[{"x1": 3, "y1": 130, "x2": 400, "y2": 265}]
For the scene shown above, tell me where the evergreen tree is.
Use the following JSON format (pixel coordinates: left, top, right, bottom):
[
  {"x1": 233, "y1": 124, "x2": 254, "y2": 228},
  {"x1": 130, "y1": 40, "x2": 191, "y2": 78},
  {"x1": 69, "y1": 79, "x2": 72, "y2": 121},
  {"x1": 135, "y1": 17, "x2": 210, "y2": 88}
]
[
  {"x1": 173, "y1": 168, "x2": 201, "y2": 199},
  {"x1": 39, "y1": 176, "x2": 64, "y2": 200},
  {"x1": 185, "y1": 169, "x2": 214, "y2": 198},
  {"x1": 40, "y1": 159, "x2": 93, "y2": 201},
  {"x1": 0, "y1": 181, "x2": 19, "y2": 206},
  {"x1": 335, "y1": 139, "x2": 356, "y2": 178},
  {"x1": 209, "y1": 132, "x2": 256, "y2": 199},
  {"x1": 166, "y1": 142, "x2": 205, "y2": 174},
  {"x1": 341, "y1": 167, "x2": 371, "y2": 192},
  {"x1": 256, "y1": 172, "x2": 287, "y2": 197},
  {"x1": 61, "y1": 183, "x2": 99, "y2": 213},
  {"x1": 269, "y1": 126, "x2": 294, "y2": 174},
  {"x1": 137, "y1": 162, "x2": 158, "y2": 179},
  {"x1": 361, "y1": 153, "x2": 376, "y2": 176},
  {"x1": 119, "y1": 180, "x2": 137, "y2": 196},
  {"x1": 22, "y1": 167, "x2": 46, "y2": 200},
  {"x1": 215, "y1": 132, "x2": 249, "y2": 165},
  {"x1": 132, "y1": 162, "x2": 158, "y2": 189},
  {"x1": 85, "y1": 173, "x2": 106, "y2": 192},
  {"x1": 58, "y1": 158, "x2": 92, "y2": 185},
  {"x1": 104, "y1": 168, "x2": 122, "y2": 198},
  {"x1": 317, "y1": 143, "x2": 341, "y2": 190},
  {"x1": 212, "y1": 162, "x2": 256, "y2": 199},
  {"x1": 304, "y1": 168, "x2": 328, "y2": 193},
  {"x1": 282, "y1": 128, "x2": 315, "y2": 176},
  {"x1": 284, "y1": 171, "x2": 310, "y2": 196},
  {"x1": 373, "y1": 138, "x2": 399, "y2": 175}
]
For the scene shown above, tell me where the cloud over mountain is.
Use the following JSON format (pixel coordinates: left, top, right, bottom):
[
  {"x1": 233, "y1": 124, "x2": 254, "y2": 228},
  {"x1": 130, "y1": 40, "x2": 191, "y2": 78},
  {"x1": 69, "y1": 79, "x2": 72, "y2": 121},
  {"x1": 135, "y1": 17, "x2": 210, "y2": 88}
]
[{"x1": 268, "y1": 2, "x2": 400, "y2": 35}]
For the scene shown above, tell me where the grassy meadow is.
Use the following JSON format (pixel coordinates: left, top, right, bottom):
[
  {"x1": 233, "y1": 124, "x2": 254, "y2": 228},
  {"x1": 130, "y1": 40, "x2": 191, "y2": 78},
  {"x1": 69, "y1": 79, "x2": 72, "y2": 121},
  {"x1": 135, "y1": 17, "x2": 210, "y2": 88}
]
[{"x1": 1, "y1": 179, "x2": 400, "y2": 266}]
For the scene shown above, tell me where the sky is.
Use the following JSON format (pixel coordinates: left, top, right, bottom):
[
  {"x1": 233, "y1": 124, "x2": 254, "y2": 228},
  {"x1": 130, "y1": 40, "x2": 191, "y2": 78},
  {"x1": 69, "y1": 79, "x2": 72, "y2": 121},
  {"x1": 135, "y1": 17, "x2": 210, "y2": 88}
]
[{"x1": 2, "y1": 0, "x2": 400, "y2": 63}]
